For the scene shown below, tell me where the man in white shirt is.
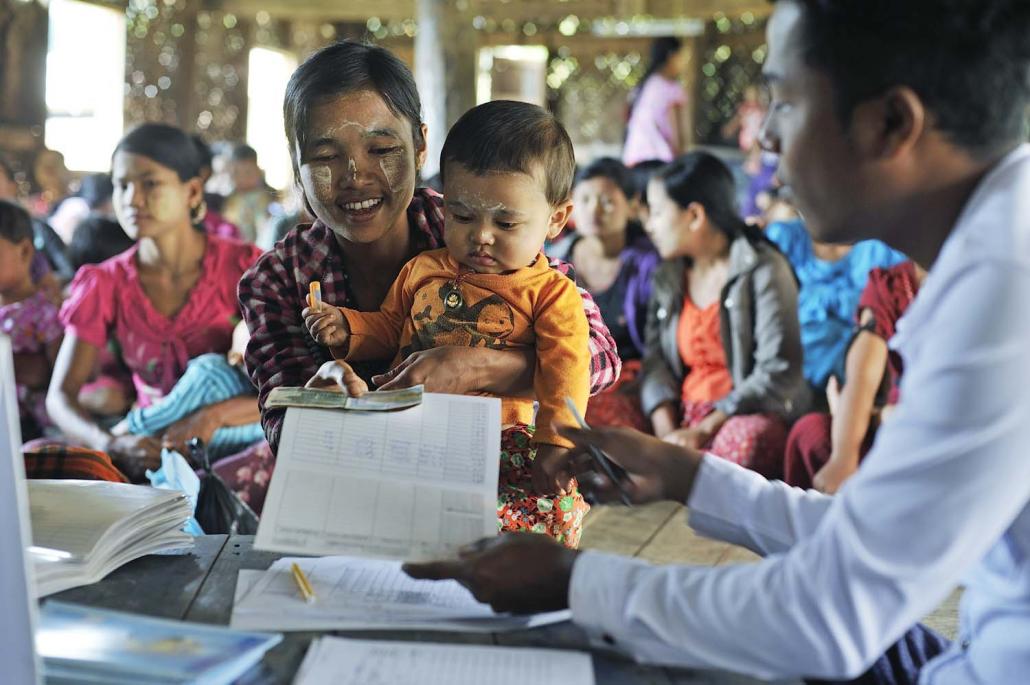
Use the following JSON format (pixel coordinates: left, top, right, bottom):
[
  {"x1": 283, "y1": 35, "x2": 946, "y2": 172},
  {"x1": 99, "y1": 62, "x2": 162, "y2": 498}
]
[{"x1": 404, "y1": 1, "x2": 1030, "y2": 683}]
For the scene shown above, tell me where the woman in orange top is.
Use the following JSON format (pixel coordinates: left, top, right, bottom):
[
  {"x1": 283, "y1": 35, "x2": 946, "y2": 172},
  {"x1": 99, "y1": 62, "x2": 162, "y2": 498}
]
[{"x1": 639, "y1": 153, "x2": 809, "y2": 477}]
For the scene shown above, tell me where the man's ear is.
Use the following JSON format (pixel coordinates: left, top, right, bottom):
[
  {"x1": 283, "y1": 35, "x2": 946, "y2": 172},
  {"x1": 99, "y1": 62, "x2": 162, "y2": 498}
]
[
  {"x1": 547, "y1": 198, "x2": 574, "y2": 239},
  {"x1": 851, "y1": 86, "x2": 926, "y2": 160}
]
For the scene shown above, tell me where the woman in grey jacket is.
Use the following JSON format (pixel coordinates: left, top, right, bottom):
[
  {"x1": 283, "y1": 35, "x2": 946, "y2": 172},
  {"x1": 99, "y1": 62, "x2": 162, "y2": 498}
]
[{"x1": 640, "y1": 152, "x2": 809, "y2": 477}]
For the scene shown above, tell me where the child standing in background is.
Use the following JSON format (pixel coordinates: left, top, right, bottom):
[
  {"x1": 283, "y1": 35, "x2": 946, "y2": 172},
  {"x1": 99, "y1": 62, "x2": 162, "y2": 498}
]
[
  {"x1": 0, "y1": 199, "x2": 63, "y2": 440},
  {"x1": 303, "y1": 101, "x2": 591, "y2": 548}
]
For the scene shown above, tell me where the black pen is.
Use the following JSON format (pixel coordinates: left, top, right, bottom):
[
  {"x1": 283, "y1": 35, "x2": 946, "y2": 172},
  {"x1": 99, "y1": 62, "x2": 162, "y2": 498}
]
[{"x1": 564, "y1": 398, "x2": 634, "y2": 506}]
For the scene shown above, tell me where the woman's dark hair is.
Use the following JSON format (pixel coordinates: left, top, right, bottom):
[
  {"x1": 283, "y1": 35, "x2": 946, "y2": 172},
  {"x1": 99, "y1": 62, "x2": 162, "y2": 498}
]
[
  {"x1": 113, "y1": 123, "x2": 202, "y2": 182},
  {"x1": 641, "y1": 37, "x2": 682, "y2": 87},
  {"x1": 0, "y1": 198, "x2": 34, "y2": 244},
  {"x1": 230, "y1": 143, "x2": 259, "y2": 163},
  {"x1": 68, "y1": 215, "x2": 135, "y2": 269},
  {"x1": 284, "y1": 40, "x2": 424, "y2": 176},
  {"x1": 79, "y1": 173, "x2": 113, "y2": 210},
  {"x1": 629, "y1": 159, "x2": 668, "y2": 204},
  {"x1": 574, "y1": 158, "x2": 636, "y2": 200},
  {"x1": 629, "y1": 36, "x2": 683, "y2": 116},
  {"x1": 775, "y1": 0, "x2": 1030, "y2": 154},
  {"x1": 654, "y1": 152, "x2": 768, "y2": 247}
]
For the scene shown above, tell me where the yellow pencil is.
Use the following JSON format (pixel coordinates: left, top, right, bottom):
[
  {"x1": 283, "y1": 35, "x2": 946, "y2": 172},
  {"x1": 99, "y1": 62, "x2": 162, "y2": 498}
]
[{"x1": 290, "y1": 562, "x2": 316, "y2": 603}]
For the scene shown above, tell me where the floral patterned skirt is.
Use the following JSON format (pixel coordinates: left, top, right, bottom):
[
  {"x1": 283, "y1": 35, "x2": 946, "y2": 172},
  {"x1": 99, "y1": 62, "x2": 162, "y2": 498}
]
[{"x1": 496, "y1": 425, "x2": 590, "y2": 549}]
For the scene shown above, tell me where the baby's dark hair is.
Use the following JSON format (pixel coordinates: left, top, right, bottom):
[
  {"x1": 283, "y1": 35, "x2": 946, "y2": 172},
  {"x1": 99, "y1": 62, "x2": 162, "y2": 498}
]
[
  {"x1": 0, "y1": 198, "x2": 33, "y2": 245},
  {"x1": 440, "y1": 100, "x2": 575, "y2": 206},
  {"x1": 68, "y1": 215, "x2": 135, "y2": 269}
]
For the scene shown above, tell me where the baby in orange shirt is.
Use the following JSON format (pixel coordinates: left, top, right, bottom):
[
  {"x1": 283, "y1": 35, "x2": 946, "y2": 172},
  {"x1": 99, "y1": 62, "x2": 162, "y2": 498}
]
[{"x1": 303, "y1": 100, "x2": 591, "y2": 547}]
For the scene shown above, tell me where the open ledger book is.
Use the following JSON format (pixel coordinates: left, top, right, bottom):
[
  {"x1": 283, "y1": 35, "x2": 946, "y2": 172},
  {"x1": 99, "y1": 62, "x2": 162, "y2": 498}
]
[
  {"x1": 29, "y1": 480, "x2": 192, "y2": 597},
  {"x1": 231, "y1": 556, "x2": 570, "y2": 632},
  {"x1": 255, "y1": 393, "x2": 502, "y2": 561}
]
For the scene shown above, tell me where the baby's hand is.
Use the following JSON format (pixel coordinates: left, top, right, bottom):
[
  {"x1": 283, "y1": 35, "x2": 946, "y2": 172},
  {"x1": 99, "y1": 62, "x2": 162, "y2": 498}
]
[
  {"x1": 532, "y1": 445, "x2": 574, "y2": 496},
  {"x1": 302, "y1": 305, "x2": 350, "y2": 352}
]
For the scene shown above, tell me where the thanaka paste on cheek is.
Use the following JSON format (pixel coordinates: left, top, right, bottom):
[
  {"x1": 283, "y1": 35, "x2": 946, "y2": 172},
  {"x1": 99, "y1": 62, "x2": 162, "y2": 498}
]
[{"x1": 302, "y1": 165, "x2": 334, "y2": 206}]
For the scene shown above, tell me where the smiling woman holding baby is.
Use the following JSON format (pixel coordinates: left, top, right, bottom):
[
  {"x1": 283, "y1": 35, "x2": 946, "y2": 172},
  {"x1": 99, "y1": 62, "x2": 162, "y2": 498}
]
[
  {"x1": 239, "y1": 41, "x2": 619, "y2": 544},
  {"x1": 239, "y1": 41, "x2": 619, "y2": 452}
]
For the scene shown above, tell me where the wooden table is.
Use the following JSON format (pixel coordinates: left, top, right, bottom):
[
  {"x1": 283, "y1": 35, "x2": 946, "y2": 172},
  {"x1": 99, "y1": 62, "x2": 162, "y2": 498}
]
[{"x1": 52, "y1": 535, "x2": 801, "y2": 685}]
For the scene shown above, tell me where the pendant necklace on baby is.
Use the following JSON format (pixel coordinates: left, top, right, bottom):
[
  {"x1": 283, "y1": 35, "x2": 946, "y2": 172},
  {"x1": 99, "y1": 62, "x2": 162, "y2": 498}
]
[{"x1": 444, "y1": 270, "x2": 473, "y2": 310}]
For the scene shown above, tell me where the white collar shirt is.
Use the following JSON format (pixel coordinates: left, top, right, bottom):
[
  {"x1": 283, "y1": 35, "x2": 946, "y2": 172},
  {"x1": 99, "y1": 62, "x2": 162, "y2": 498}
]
[{"x1": 569, "y1": 144, "x2": 1030, "y2": 683}]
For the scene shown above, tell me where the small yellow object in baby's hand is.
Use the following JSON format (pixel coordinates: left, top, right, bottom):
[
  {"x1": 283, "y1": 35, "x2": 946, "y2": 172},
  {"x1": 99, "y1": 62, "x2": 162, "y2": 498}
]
[{"x1": 308, "y1": 281, "x2": 322, "y2": 312}]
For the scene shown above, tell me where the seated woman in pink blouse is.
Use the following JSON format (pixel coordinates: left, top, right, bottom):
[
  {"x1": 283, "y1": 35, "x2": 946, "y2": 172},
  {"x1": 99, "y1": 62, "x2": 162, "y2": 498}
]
[{"x1": 46, "y1": 123, "x2": 263, "y2": 481}]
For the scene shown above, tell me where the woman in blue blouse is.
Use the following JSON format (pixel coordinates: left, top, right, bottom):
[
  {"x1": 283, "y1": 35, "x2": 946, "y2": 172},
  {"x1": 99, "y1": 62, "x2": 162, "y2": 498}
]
[{"x1": 765, "y1": 219, "x2": 906, "y2": 394}]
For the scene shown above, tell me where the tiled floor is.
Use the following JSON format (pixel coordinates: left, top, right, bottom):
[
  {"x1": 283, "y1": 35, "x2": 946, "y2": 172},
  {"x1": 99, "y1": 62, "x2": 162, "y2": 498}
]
[{"x1": 580, "y1": 503, "x2": 961, "y2": 640}]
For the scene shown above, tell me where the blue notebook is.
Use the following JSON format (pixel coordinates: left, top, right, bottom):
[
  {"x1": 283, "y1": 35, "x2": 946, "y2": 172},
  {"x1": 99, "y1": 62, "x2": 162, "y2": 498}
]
[{"x1": 38, "y1": 601, "x2": 282, "y2": 684}]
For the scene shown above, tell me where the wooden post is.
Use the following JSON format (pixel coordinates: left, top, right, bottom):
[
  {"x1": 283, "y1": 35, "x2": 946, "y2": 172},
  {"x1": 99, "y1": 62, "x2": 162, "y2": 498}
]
[
  {"x1": 0, "y1": 0, "x2": 48, "y2": 163},
  {"x1": 414, "y1": 0, "x2": 477, "y2": 178}
]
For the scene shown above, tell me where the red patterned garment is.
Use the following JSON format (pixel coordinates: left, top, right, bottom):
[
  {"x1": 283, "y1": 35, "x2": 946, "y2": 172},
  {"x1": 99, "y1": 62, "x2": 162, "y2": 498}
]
[
  {"x1": 857, "y1": 260, "x2": 921, "y2": 405},
  {"x1": 497, "y1": 425, "x2": 589, "y2": 548},
  {"x1": 239, "y1": 187, "x2": 621, "y2": 452},
  {"x1": 583, "y1": 359, "x2": 650, "y2": 432}
]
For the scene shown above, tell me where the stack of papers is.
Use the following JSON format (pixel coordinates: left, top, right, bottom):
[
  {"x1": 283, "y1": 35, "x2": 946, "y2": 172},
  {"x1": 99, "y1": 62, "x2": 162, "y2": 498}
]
[
  {"x1": 231, "y1": 555, "x2": 571, "y2": 632},
  {"x1": 38, "y1": 601, "x2": 281, "y2": 684},
  {"x1": 28, "y1": 480, "x2": 192, "y2": 596},
  {"x1": 295, "y1": 636, "x2": 595, "y2": 685},
  {"x1": 256, "y1": 393, "x2": 502, "y2": 561}
]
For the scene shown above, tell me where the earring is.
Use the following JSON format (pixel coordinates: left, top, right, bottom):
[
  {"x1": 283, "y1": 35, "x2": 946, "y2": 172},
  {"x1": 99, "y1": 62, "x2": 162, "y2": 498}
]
[{"x1": 191, "y1": 198, "x2": 208, "y2": 226}]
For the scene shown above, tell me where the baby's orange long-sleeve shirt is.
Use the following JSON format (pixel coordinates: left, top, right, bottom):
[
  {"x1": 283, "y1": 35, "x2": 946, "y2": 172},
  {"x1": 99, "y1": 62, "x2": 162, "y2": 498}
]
[{"x1": 338, "y1": 248, "x2": 589, "y2": 448}]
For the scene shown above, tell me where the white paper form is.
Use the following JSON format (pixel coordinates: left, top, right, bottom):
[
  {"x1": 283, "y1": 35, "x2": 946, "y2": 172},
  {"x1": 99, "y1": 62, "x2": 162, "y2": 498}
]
[
  {"x1": 294, "y1": 636, "x2": 595, "y2": 685},
  {"x1": 230, "y1": 557, "x2": 571, "y2": 633},
  {"x1": 256, "y1": 393, "x2": 502, "y2": 561}
]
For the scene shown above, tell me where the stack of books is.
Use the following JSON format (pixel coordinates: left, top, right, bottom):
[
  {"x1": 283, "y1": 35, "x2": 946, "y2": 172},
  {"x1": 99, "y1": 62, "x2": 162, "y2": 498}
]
[{"x1": 28, "y1": 480, "x2": 193, "y2": 596}]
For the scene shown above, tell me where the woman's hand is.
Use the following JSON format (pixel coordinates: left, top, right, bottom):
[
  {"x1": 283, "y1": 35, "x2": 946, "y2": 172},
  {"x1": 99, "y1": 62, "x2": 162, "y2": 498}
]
[
  {"x1": 557, "y1": 424, "x2": 703, "y2": 505},
  {"x1": 375, "y1": 346, "x2": 497, "y2": 393},
  {"x1": 161, "y1": 408, "x2": 219, "y2": 456},
  {"x1": 663, "y1": 409, "x2": 728, "y2": 449},
  {"x1": 812, "y1": 456, "x2": 858, "y2": 495},
  {"x1": 305, "y1": 360, "x2": 369, "y2": 396},
  {"x1": 302, "y1": 305, "x2": 350, "y2": 352},
  {"x1": 106, "y1": 434, "x2": 162, "y2": 481},
  {"x1": 532, "y1": 445, "x2": 574, "y2": 496},
  {"x1": 662, "y1": 427, "x2": 711, "y2": 450}
]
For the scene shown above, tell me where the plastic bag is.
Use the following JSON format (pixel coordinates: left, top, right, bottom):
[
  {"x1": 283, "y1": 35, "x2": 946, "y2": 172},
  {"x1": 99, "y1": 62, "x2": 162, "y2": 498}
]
[
  {"x1": 188, "y1": 438, "x2": 259, "y2": 536},
  {"x1": 146, "y1": 447, "x2": 205, "y2": 536}
]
